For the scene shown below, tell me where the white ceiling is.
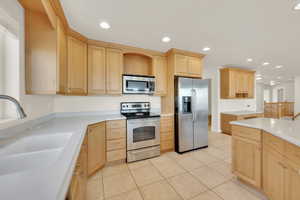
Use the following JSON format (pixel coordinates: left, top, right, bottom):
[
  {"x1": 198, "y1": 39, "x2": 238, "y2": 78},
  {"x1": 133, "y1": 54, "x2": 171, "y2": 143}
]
[{"x1": 60, "y1": 0, "x2": 300, "y2": 85}]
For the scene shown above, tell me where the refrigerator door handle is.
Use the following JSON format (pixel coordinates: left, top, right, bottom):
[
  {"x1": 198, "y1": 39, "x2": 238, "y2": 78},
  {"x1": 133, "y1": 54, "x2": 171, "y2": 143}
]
[{"x1": 191, "y1": 88, "x2": 196, "y2": 122}]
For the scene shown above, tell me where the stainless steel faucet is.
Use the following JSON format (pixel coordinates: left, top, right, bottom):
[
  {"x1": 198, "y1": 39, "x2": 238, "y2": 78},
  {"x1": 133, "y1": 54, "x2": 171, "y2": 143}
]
[{"x1": 0, "y1": 95, "x2": 27, "y2": 119}]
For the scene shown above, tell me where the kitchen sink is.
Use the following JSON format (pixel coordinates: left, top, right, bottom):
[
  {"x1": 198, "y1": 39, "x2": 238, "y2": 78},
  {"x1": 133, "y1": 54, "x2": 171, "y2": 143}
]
[
  {"x1": 0, "y1": 133, "x2": 72, "y2": 156},
  {"x1": 0, "y1": 148, "x2": 62, "y2": 176}
]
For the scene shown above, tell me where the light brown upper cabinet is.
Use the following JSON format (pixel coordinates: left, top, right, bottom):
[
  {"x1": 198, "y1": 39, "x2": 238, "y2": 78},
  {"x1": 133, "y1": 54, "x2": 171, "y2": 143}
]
[
  {"x1": 152, "y1": 56, "x2": 167, "y2": 96},
  {"x1": 188, "y1": 56, "x2": 203, "y2": 76},
  {"x1": 106, "y1": 48, "x2": 123, "y2": 95},
  {"x1": 67, "y1": 36, "x2": 88, "y2": 95},
  {"x1": 174, "y1": 54, "x2": 189, "y2": 74},
  {"x1": 56, "y1": 19, "x2": 68, "y2": 94},
  {"x1": 88, "y1": 46, "x2": 106, "y2": 95},
  {"x1": 174, "y1": 54, "x2": 203, "y2": 77},
  {"x1": 123, "y1": 53, "x2": 152, "y2": 76},
  {"x1": 87, "y1": 122, "x2": 106, "y2": 176},
  {"x1": 220, "y1": 68, "x2": 255, "y2": 99},
  {"x1": 24, "y1": 6, "x2": 67, "y2": 94}
]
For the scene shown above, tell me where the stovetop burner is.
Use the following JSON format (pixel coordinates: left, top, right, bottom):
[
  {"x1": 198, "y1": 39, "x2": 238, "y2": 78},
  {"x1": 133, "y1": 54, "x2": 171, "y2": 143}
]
[
  {"x1": 120, "y1": 102, "x2": 160, "y2": 119},
  {"x1": 121, "y1": 112, "x2": 160, "y2": 119}
]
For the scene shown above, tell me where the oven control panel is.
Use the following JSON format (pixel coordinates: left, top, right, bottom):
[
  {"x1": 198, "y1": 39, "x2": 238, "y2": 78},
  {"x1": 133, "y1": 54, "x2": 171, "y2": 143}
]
[{"x1": 121, "y1": 102, "x2": 150, "y2": 113}]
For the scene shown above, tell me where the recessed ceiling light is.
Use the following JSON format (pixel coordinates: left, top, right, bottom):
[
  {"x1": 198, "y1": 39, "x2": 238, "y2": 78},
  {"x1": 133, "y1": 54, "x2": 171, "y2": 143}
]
[
  {"x1": 262, "y1": 62, "x2": 270, "y2": 66},
  {"x1": 99, "y1": 21, "x2": 111, "y2": 29},
  {"x1": 247, "y1": 58, "x2": 253, "y2": 62},
  {"x1": 202, "y1": 47, "x2": 211, "y2": 52},
  {"x1": 294, "y1": 2, "x2": 300, "y2": 10},
  {"x1": 275, "y1": 65, "x2": 283, "y2": 69},
  {"x1": 256, "y1": 77, "x2": 262, "y2": 80},
  {"x1": 161, "y1": 36, "x2": 171, "y2": 43},
  {"x1": 270, "y1": 80, "x2": 276, "y2": 86},
  {"x1": 256, "y1": 74, "x2": 262, "y2": 77}
]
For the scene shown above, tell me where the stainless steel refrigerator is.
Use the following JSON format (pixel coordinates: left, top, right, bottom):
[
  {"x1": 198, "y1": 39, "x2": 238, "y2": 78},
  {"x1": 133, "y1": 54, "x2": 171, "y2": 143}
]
[{"x1": 175, "y1": 77, "x2": 209, "y2": 153}]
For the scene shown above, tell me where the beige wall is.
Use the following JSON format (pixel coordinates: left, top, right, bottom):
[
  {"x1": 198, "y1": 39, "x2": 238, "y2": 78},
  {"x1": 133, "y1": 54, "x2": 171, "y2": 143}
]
[
  {"x1": 54, "y1": 95, "x2": 161, "y2": 113},
  {"x1": 295, "y1": 77, "x2": 300, "y2": 114}
]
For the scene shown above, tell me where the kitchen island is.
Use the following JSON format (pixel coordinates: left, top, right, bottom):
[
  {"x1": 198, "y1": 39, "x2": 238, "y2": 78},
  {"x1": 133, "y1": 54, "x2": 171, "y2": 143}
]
[{"x1": 230, "y1": 118, "x2": 300, "y2": 200}]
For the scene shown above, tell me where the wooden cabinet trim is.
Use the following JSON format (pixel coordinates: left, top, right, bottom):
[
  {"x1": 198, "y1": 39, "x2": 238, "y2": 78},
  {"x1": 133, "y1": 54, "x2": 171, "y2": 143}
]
[
  {"x1": 67, "y1": 36, "x2": 88, "y2": 95},
  {"x1": 106, "y1": 48, "x2": 123, "y2": 95},
  {"x1": 263, "y1": 132, "x2": 285, "y2": 155},
  {"x1": 88, "y1": 45, "x2": 106, "y2": 95},
  {"x1": 232, "y1": 125, "x2": 261, "y2": 142}
]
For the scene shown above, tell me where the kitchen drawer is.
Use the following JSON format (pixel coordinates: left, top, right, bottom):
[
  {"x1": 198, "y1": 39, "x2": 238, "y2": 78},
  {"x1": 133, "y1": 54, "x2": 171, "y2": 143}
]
[
  {"x1": 263, "y1": 132, "x2": 285, "y2": 155},
  {"x1": 232, "y1": 125, "x2": 261, "y2": 142},
  {"x1": 106, "y1": 128, "x2": 126, "y2": 140},
  {"x1": 106, "y1": 138, "x2": 126, "y2": 151},
  {"x1": 161, "y1": 140, "x2": 174, "y2": 151},
  {"x1": 107, "y1": 149, "x2": 126, "y2": 162},
  {"x1": 161, "y1": 131, "x2": 174, "y2": 141},
  {"x1": 285, "y1": 142, "x2": 300, "y2": 166},
  {"x1": 106, "y1": 120, "x2": 126, "y2": 129}
]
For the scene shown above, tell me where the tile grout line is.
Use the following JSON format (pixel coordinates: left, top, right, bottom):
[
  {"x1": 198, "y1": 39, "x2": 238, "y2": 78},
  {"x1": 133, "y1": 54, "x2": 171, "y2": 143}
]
[
  {"x1": 149, "y1": 156, "x2": 186, "y2": 200},
  {"x1": 152, "y1": 153, "x2": 226, "y2": 200},
  {"x1": 100, "y1": 172, "x2": 105, "y2": 200},
  {"x1": 181, "y1": 156, "x2": 232, "y2": 200},
  {"x1": 99, "y1": 133, "x2": 236, "y2": 200},
  {"x1": 210, "y1": 189, "x2": 227, "y2": 200},
  {"x1": 127, "y1": 163, "x2": 146, "y2": 200}
]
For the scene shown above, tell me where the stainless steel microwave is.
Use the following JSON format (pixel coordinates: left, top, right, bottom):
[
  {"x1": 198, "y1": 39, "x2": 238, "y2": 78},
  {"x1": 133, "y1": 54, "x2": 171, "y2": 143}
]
[{"x1": 123, "y1": 75, "x2": 155, "y2": 94}]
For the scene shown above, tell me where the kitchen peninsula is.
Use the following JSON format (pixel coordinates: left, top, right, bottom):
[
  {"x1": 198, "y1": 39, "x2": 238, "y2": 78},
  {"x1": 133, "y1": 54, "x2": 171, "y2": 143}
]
[{"x1": 230, "y1": 118, "x2": 300, "y2": 199}]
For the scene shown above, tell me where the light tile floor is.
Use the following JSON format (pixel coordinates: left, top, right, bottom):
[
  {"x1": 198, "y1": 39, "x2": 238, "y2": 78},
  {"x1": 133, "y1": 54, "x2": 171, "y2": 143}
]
[{"x1": 87, "y1": 131, "x2": 268, "y2": 200}]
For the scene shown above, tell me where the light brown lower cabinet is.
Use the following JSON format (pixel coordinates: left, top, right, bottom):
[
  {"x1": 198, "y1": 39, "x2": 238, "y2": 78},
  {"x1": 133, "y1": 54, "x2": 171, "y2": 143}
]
[
  {"x1": 68, "y1": 137, "x2": 87, "y2": 200},
  {"x1": 87, "y1": 122, "x2": 106, "y2": 176},
  {"x1": 232, "y1": 126, "x2": 300, "y2": 200},
  {"x1": 232, "y1": 135, "x2": 261, "y2": 188},
  {"x1": 68, "y1": 121, "x2": 107, "y2": 200},
  {"x1": 263, "y1": 133, "x2": 300, "y2": 200},
  {"x1": 160, "y1": 116, "x2": 174, "y2": 152},
  {"x1": 284, "y1": 159, "x2": 300, "y2": 200},
  {"x1": 106, "y1": 120, "x2": 127, "y2": 163},
  {"x1": 263, "y1": 146, "x2": 285, "y2": 200}
]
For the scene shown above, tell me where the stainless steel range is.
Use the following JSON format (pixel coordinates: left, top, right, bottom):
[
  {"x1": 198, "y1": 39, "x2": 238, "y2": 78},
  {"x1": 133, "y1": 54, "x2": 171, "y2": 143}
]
[{"x1": 121, "y1": 102, "x2": 160, "y2": 162}]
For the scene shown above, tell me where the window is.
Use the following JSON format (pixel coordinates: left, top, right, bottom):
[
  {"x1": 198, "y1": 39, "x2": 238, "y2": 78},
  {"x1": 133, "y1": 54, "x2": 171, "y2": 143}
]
[
  {"x1": 264, "y1": 89, "x2": 271, "y2": 103},
  {"x1": 0, "y1": 22, "x2": 19, "y2": 120},
  {"x1": 277, "y1": 88, "x2": 284, "y2": 102}
]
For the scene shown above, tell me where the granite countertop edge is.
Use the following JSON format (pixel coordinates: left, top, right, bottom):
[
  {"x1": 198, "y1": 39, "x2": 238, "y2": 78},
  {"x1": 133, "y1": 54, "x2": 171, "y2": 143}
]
[{"x1": 230, "y1": 118, "x2": 300, "y2": 147}]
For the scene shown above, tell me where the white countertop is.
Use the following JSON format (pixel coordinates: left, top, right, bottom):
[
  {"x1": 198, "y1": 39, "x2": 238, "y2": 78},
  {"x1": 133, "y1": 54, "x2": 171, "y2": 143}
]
[
  {"x1": 0, "y1": 112, "x2": 125, "y2": 200},
  {"x1": 222, "y1": 110, "x2": 264, "y2": 116},
  {"x1": 231, "y1": 118, "x2": 300, "y2": 147}
]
